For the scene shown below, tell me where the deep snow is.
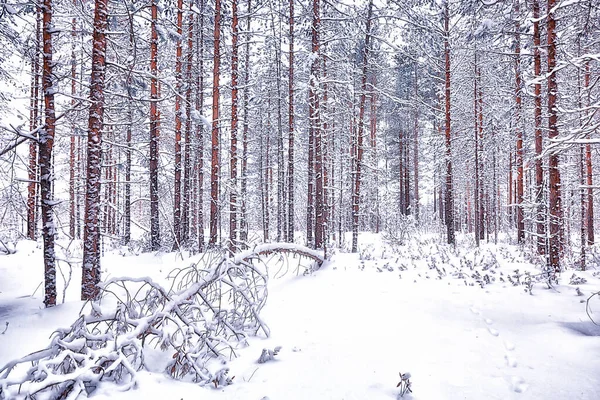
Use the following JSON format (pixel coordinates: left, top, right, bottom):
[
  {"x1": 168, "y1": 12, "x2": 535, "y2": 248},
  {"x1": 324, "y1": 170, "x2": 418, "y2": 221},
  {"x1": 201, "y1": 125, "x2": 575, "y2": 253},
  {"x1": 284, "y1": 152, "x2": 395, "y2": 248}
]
[{"x1": 1, "y1": 234, "x2": 599, "y2": 399}]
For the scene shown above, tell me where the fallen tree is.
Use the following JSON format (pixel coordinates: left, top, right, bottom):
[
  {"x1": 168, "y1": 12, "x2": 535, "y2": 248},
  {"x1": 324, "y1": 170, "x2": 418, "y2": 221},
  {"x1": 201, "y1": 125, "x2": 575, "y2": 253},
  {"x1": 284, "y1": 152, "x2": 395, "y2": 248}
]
[{"x1": 0, "y1": 244, "x2": 324, "y2": 399}]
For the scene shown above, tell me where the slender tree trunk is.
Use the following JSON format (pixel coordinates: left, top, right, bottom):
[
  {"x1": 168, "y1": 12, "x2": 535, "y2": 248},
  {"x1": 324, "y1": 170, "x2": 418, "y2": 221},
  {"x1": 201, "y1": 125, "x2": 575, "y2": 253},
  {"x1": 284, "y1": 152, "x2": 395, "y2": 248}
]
[
  {"x1": 413, "y1": 63, "x2": 419, "y2": 222},
  {"x1": 182, "y1": 0, "x2": 194, "y2": 245},
  {"x1": 149, "y1": 0, "x2": 160, "y2": 250},
  {"x1": 172, "y1": 0, "x2": 184, "y2": 249},
  {"x1": 533, "y1": 0, "x2": 545, "y2": 254},
  {"x1": 547, "y1": 0, "x2": 562, "y2": 273},
  {"x1": 514, "y1": 0, "x2": 525, "y2": 243},
  {"x1": 69, "y1": 7, "x2": 77, "y2": 238},
  {"x1": 584, "y1": 61, "x2": 594, "y2": 245},
  {"x1": 229, "y1": 0, "x2": 239, "y2": 252},
  {"x1": 239, "y1": 0, "x2": 251, "y2": 247},
  {"x1": 81, "y1": 0, "x2": 108, "y2": 301},
  {"x1": 41, "y1": 0, "x2": 57, "y2": 307},
  {"x1": 474, "y1": 52, "x2": 480, "y2": 246},
  {"x1": 209, "y1": 0, "x2": 222, "y2": 245},
  {"x1": 351, "y1": 0, "x2": 373, "y2": 252},
  {"x1": 287, "y1": 0, "x2": 295, "y2": 242},
  {"x1": 307, "y1": 0, "x2": 319, "y2": 248},
  {"x1": 196, "y1": 1, "x2": 205, "y2": 250},
  {"x1": 443, "y1": 2, "x2": 455, "y2": 245},
  {"x1": 313, "y1": 41, "x2": 324, "y2": 249},
  {"x1": 27, "y1": 8, "x2": 41, "y2": 241}
]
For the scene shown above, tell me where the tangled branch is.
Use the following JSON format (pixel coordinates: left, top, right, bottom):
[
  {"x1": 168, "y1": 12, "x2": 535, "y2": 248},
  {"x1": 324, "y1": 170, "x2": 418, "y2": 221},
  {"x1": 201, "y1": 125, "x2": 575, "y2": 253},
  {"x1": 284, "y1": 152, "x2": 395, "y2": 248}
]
[{"x1": 0, "y1": 244, "x2": 323, "y2": 399}]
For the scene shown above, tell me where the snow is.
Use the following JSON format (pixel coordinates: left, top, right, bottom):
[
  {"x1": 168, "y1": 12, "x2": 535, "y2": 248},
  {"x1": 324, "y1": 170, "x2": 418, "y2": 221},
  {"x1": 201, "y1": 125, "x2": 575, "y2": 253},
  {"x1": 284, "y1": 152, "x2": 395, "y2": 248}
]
[{"x1": 1, "y1": 235, "x2": 600, "y2": 399}]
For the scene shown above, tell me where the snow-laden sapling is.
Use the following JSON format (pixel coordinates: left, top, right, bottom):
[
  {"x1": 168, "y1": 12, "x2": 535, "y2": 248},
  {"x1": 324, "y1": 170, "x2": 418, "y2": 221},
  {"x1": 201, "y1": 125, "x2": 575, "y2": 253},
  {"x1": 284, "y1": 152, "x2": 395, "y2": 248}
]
[
  {"x1": 396, "y1": 371, "x2": 412, "y2": 398},
  {"x1": 212, "y1": 368, "x2": 234, "y2": 388},
  {"x1": 569, "y1": 274, "x2": 587, "y2": 285},
  {"x1": 258, "y1": 346, "x2": 282, "y2": 363}
]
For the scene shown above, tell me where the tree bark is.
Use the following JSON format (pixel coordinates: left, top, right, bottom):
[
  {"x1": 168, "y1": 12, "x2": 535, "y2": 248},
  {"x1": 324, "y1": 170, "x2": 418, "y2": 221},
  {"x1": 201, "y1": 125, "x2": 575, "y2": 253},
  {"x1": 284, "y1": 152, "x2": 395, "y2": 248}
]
[
  {"x1": 41, "y1": 0, "x2": 57, "y2": 307},
  {"x1": 287, "y1": 0, "x2": 295, "y2": 242},
  {"x1": 547, "y1": 0, "x2": 562, "y2": 273},
  {"x1": 351, "y1": 0, "x2": 373, "y2": 252},
  {"x1": 443, "y1": 1, "x2": 455, "y2": 245},
  {"x1": 82, "y1": 0, "x2": 109, "y2": 301},
  {"x1": 209, "y1": 0, "x2": 222, "y2": 245},
  {"x1": 149, "y1": 0, "x2": 160, "y2": 251},
  {"x1": 27, "y1": 7, "x2": 41, "y2": 241},
  {"x1": 229, "y1": 0, "x2": 239, "y2": 252},
  {"x1": 514, "y1": 0, "x2": 525, "y2": 243},
  {"x1": 533, "y1": 0, "x2": 545, "y2": 254}
]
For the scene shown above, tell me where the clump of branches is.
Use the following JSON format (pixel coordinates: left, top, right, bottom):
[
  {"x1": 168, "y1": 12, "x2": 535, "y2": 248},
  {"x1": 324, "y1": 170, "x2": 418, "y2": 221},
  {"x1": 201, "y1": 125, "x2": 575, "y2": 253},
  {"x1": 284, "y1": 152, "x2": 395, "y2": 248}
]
[{"x1": 0, "y1": 244, "x2": 323, "y2": 399}]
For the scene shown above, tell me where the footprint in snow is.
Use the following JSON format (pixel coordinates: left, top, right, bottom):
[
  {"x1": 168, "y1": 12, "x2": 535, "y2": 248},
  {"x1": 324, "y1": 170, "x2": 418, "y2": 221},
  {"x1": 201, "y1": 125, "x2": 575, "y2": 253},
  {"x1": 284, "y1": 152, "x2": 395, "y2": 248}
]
[
  {"x1": 487, "y1": 327, "x2": 499, "y2": 336},
  {"x1": 485, "y1": 318, "x2": 493, "y2": 325},
  {"x1": 510, "y1": 376, "x2": 528, "y2": 393},
  {"x1": 504, "y1": 354, "x2": 518, "y2": 368},
  {"x1": 504, "y1": 340, "x2": 515, "y2": 351},
  {"x1": 470, "y1": 307, "x2": 480, "y2": 315}
]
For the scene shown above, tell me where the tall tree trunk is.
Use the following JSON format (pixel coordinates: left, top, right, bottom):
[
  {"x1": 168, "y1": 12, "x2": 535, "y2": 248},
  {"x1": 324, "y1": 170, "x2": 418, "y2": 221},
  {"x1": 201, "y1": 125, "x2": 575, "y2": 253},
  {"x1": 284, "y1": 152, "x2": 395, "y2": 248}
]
[
  {"x1": 474, "y1": 52, "x2": 480, "y2": 246},
  {"x1": 41, "y1": 0, "x2": 57, "y2": 307},
  {"x1": 196, "y1": 1, "x2": 205, "y2": 251},
  {"x1": 173, "y1": 0, "x2": 184, "y2": 249},
  {"x1": 69, "y1": 7, "x2": 77, "y2": 238},
  {"x1": 514, "y1": 0, "x2": 525, "y2": 243},
  {"x1": 313, "y1": 51, "x2": 324, "y2": 249},
  {"x1": 351, "y1": 0, "x2": 373, "y2": 253},
  {"x1": 547, "y1": 0, "x2": 562, "y2": 273},
  {"x1": 413, "y1": 63, "x2": 419, "y2": 222},
  {"x1": 584, "y1": 61, "x2": 594, "y2": 245},
  {"x1": 27, "y1": 7, "x2": 41, "y2": 241},
  {"x1": 443, "y1": 1, "x2": 455, "y2": 245},
  {"x1": 533, "y1": 0, "x2": 545, "y2": 254},
  {"x1": 182, "y1": 0, "x2": 194, "y2": 245},
  {"x1": 287, "y1": 0, "x2": 295, "y2": 242},
  {"x1": 81, "y1": 0, "x2": 108, "y2": 301},
  {"x1": 239, "y1": 0, "x2": 251, "y2": 247},
  {"x1": 307, "y1": 0, "x2": 319, "y2": 248},
  {"x1": 229, "y1": 0, "x2": 239, "y2": 252},
  {"x1": 149, "y1": 0, "x2": 160, "y2": 250},
  {"x1": 209, "y1": 0, "x2": 222, "y2": 246}
]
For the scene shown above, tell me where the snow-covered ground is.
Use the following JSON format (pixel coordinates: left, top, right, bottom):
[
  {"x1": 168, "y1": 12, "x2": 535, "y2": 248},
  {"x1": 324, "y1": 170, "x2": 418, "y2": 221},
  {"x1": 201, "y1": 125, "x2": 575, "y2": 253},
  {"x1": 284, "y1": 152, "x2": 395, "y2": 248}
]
[{"x1": 1, "y1": 234, "x2": 600, "y2": 399}]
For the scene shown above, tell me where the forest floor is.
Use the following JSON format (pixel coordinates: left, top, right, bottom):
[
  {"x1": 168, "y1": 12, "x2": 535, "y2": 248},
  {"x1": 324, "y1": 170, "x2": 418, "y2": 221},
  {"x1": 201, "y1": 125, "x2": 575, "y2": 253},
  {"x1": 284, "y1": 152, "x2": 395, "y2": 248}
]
[{"x1": 1, "y1": 233, "x2": 600, "y2": 399}]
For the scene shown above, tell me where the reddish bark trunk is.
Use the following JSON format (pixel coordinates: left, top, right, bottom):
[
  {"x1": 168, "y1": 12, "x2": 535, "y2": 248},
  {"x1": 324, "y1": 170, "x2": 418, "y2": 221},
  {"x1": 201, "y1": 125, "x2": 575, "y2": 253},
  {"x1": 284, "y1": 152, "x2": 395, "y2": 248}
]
[
  {"x1": 287, "y1": 0, "x2": 295, "y2": 242},
  {"x1": 209, "y1": 0, "x2": 222, "y2": 245},
  {"x1": 182, "y1": 1, "x2": 194, "y2": 244},
  {"x1": 229, "y1": 0, "x2": 239, "y2": 253},
  {"x1": 27, "y1": 8, "x2": 41, "y2": 241},
  {"x1": 533, "y1": 0, "x2": 545, "y2": 254},
  {"x1": 196, "y1": 2, "x2": 205, "y2": 250},
  {"x1": 514, "y1": 0, "x2": 525, "y2": 243},
  {"x1": 173, "y1": 0, "x2": 184, "y2": 248},
  {"x1": 584, "y1": 62, "x2": 594, "y2": 245},
  {"x1": 82, "y1": 0, "x2": 109, "y2": 301},
  {"x1": 443, "y1": 2, "x2": 455, "y2": 245},
  {"x1": 149, "y1": 0, "x2": 160, "y2": 250}
]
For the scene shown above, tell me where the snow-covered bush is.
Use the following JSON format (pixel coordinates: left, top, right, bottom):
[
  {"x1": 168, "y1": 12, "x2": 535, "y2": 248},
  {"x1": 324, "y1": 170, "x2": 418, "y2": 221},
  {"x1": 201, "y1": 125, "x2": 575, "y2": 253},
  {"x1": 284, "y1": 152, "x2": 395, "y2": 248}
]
[{"x1": 0, "y1": 244, "x2": 323, "y2": 399}]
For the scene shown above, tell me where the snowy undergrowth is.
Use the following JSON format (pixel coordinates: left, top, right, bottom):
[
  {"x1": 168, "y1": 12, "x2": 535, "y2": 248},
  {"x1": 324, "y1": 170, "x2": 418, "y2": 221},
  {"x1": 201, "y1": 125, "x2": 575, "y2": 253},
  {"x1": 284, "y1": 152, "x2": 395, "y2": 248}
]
[{"x1": 1, "y1": 234, "x2": 600, "y2": 399}]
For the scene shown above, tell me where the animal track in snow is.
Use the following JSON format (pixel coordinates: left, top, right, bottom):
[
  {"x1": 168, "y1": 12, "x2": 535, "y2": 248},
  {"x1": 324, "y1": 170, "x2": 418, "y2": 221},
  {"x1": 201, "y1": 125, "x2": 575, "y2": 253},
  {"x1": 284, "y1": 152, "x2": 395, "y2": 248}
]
[
  {"x1": 504, "y1": 340, "x2": 515, "y2": 351},
  {"x1": 470, "y1": 307, "x2": 480, "y2": 315},
  {"x1": 485, "y1": 318, "x2": 493, "y2": 325},
  {"x1": 504, "y1": 354, "x2": 518, "y2": 368},
  {"x1": 510, "y1": 376, "x2": 528, "y2": 393},
  {"x1": 487, "y1": 327, "x2": 499, "y2": 336}
]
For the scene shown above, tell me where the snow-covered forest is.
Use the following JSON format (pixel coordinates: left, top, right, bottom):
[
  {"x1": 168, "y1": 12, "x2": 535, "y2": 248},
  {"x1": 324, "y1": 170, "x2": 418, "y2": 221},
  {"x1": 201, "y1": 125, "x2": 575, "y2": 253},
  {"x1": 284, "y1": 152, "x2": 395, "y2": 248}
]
[{"x1": 1, "y1": 0, "x2": 600, "y2": 398}]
